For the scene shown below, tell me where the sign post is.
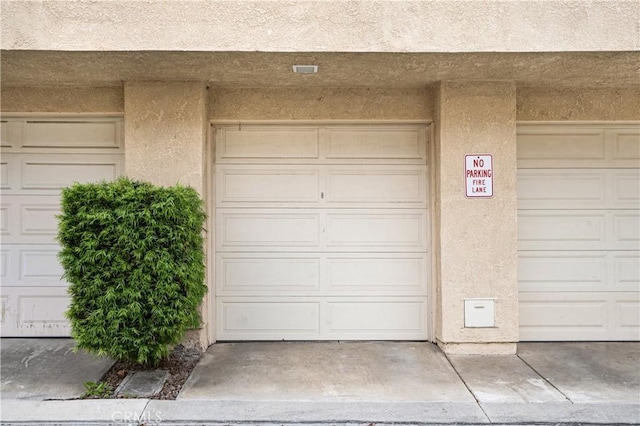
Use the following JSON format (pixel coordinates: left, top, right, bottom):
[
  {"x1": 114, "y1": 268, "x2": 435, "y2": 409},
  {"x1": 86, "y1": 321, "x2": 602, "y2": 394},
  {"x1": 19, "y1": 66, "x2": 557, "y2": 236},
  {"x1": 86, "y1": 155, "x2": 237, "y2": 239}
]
[{"x1": 465, "y1": 154, "x2": 493, "y2": 198}]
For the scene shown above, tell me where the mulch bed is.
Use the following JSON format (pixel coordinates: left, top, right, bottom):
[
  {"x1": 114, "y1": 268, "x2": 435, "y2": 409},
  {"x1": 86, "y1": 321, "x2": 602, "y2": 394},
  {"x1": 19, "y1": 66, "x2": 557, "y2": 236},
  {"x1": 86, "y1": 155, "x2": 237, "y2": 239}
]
[{"x1": 95, "y1": 344, "x2": 203, "y2": 400}]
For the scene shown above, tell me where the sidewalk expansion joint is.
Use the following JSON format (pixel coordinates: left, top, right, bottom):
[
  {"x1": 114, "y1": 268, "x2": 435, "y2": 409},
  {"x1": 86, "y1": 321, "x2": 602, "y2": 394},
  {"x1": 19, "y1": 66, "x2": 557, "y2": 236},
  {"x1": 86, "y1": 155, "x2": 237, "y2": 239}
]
[
  {"x1": 516, "y1": 353, "x2": 573, "y2": 404},
  {"x1": 442, "y1": 352, "x2": 492, "y2": 424},
  {"x1": 136, "y1": 399, "x2": 152, "y2": 425}
]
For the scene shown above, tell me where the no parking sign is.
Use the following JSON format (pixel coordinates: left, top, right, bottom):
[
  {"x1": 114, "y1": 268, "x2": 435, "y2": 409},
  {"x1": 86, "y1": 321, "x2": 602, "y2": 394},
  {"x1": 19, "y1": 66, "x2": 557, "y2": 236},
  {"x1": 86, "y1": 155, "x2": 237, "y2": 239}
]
[{"x1": 465, "y1": 154, "x2": 493, "y2": 198}]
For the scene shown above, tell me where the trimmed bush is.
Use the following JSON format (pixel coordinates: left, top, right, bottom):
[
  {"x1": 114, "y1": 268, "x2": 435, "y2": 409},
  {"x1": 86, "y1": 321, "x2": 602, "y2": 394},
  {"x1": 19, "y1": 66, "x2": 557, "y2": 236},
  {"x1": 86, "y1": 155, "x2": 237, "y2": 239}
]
[{"x1": 58, "y1": 177, "x2": 207, "y2": 365}]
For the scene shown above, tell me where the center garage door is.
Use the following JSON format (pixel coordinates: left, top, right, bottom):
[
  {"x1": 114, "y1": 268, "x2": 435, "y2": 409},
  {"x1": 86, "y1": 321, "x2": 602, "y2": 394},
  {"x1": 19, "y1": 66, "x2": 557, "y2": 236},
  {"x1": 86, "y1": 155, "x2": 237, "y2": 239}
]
[
  {"x1": 1, "y1": 116, "x2": 124, "y2": 336},
  {"x1": 517, "y1": 123, "x2": 639, "y2": 341},
  {"x1": 213, "y1": 124, "x2": 430, "y2": 340}
]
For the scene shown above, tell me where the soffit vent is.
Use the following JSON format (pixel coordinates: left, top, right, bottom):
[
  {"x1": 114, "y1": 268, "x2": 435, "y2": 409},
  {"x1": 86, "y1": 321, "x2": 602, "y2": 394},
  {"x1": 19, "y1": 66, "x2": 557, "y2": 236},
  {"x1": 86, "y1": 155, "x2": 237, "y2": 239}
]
[{"x1": 292, "y1": 65, "x2": 318, "y2": 74}]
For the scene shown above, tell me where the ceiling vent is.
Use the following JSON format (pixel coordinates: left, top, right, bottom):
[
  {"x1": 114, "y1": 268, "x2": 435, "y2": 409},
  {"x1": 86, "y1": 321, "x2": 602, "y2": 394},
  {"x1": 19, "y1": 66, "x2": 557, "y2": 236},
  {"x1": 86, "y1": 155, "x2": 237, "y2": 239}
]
[{"x1": 292, "y1": 65, "x2": 318, "y2": 74}]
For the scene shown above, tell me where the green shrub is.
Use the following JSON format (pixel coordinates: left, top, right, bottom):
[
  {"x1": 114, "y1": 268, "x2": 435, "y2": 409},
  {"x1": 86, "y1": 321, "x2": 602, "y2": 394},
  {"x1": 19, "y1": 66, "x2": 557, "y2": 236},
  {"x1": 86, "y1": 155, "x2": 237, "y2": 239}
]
[{"x1": 58, "y1": 177, "x2": 207, "y2": 365}]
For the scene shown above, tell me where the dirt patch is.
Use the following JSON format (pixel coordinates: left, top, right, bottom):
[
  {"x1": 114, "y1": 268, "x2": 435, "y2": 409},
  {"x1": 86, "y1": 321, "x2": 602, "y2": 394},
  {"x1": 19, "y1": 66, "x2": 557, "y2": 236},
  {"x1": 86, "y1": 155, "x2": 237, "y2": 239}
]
[{"x1": 94, "y1": 344, "x2": 203, "y2": 400}]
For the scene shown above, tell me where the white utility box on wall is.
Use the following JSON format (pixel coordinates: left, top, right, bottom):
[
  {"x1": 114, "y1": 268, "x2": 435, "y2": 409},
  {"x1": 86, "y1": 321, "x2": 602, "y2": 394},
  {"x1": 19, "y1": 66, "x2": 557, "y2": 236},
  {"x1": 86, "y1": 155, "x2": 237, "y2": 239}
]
[{"x1": 464, "y1": 298, "x2": 496, "y2": 328}]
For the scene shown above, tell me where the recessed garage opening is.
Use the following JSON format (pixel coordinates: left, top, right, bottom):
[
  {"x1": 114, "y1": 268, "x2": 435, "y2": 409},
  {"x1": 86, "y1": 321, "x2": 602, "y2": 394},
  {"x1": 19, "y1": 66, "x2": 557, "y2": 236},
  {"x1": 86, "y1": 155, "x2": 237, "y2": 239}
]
[
  {"x1": 517, "y1": 123, "x2": 640, "y2": 341},
  {"x1": 212, "y1": 123, "x2": 430, "y2": 341}
]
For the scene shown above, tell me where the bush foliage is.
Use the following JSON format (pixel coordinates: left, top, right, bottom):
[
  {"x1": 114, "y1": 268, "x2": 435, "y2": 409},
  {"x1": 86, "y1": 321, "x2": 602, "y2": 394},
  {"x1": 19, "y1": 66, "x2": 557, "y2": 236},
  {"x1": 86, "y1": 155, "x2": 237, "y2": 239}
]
[{"x1": 58, "y1": 177, "x2": 207, "y2": 365}]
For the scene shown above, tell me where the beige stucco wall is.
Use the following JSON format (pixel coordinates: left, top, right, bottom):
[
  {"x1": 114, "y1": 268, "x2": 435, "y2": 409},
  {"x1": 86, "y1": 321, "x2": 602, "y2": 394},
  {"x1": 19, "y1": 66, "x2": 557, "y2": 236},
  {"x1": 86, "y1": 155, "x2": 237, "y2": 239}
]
[
  {"x1": 517, "y1": 87, "x2": 640, "y2": 121},
  {"x1": 210, "y1": 87, "x2": 433, "y2": 120},
  {"x1": 0, "y1": 86, "x2": 123, "y2": 113},
  {"x1": 3, "y1": 85, "x2": 639, "y2": 123},
  {"x1": 2, "y1": 1, "x2": 637, "y2": 53},
  {"x1": 434, "y1": 81, "x2": 519, "y2": 355},
  {"x1": 3, "y1": 52, "x2": 638, "y2": 89},
  {"x1": 124, "y1": 82, "x2": 206, "y2": 192}
]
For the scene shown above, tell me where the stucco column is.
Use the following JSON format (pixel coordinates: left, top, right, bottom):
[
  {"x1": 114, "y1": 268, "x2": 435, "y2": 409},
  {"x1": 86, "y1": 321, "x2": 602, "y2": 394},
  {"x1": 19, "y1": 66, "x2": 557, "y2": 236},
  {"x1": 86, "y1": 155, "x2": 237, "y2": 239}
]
[
  {"x1": 433, "y1": 81, "x2": 518, "y2": 355},
  {"x1": 124, "y1": 81, "x2": 209, "y2": 347}
]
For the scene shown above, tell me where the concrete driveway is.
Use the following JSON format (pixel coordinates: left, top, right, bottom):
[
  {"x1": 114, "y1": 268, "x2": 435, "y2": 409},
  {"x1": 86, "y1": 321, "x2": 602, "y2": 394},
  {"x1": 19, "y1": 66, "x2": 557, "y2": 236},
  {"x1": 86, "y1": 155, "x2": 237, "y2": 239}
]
[
  {"x1": 1, "y1": 339, "x2": 639, "y2": 424},
  {"x1": 170, "y1": 341, "x2": 639, "y2": 424},
  {"x1": 179, "y1": 341, "x2": 474, "y2": 402},
  {"x1": 179, "y1": 341, "x2": 640, "y2": 404}
]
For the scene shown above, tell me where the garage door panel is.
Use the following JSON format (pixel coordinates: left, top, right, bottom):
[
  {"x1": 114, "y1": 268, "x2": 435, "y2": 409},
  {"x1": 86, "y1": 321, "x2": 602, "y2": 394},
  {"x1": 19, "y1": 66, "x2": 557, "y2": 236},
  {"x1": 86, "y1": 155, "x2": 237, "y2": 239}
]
[
  {"x1": 217, "y1": 166, "x2": 320, "y2": 204},
  {"x1": 518, "y1": 128, "x2": 605, "y2": 161},
  {"x1": 217, "y1": 211, "x2": 320, "y2": 250},
  {"x1": 614, "y1": 173, "x2": 640, "y2": 205},
  {"x1": 518, "y1": 211, "x2": 606, "y2": 250},
  {"x1": 518, "y1": 169, "x2": 639, "y2": 209},
  {"x1": 19, "y1": 247, "x2": 64, "y2": 284},
  {"x1": 615, "y1": 254, "x2": 640, "y2": 287},
  {"x1": 518, "y1": 125, "x2": 639, "y2": 168},
  {"x1": 326, "y1": 168, "x2": 427, "y2": 206},
  {"x1": 22, "y1": 120, "x2": 121, "y2": 150},
  {"x1": 325, "y1": 126, "x2": 425, "y2": 160},
  {"x1": 518, "y1": 171, "x2": 605, "y2": 208},
  {"x1": 217, "y1": 254, "x2": 321, "y2": 294},
  {"x1": 0, "y1": 245, "x2": 66, "y2": 286},
  {"x1": 0, "y1": 295, "x2": 12, "y2": 334},
  {"x1": 1, "y1": 153, "x2": 123, "y2": 194},
  {"x1": 1, "y1": 118, "x2": 124, "y2": 153},
  {"x1": 22, "y1": 157, "x2": 121, "y2": 190},
  {"x1": 326, "y1": 212, "x2": 426, "y2": 250},
  {"x1": 613, "y1": 212, "x2": 640, "y2": 242},
  {"x1": 218, "y1": 300, "x2": 321, "y2": 339},
  {"x1": 217, "y1": 127, "x2": 320, "y2": 161},
  {"x1": 0, "y1": 121, "x2": 10, "y2": 147},
  {"x1": 612, "y1": 129, "x2": 640, "y2": 160},
  {"x1": 0, "y1": 205, "x2": 9, "y2": 236},
  {"x1": 519, "y1": 292, "x2": 640, "y2": 341},
  {"x1": 1, "y1": 154, "x2": 21, "y2": 191},
  {"x1": 0, "y1": 295, "x2": 9, "y2": 327},
  {"x1": 19, "y1": 294, "x2": 69, "y2": 332},
  {"x1": 0, "y1": 161, "x2": 9, "y2": 190},
  {"x1": 519, "y1": 252, "x2": 607, "y2": 291},
  {"x1": 520, "y1": 297, "x2": 608, "y2": 334},
  {"x1": 1, "y1": 286, "x2": 71, "y2": 337},
  {"x1": 326, "y1": 256, "x2": 427, "y2": 294},
  {"x1": 1, "y1": 195, "x2": 61, "y2": 244},
  {"x1": 21, "y1": 204, "x2": 59, "y2": 239},
  {"x1": 519, "y1": 210, "x2": 637, "y2": 251},
  {"x1": 519, "y1": 251, "x2": 639, "y2": 292},
  {"x1": 618, "y1": 301, "x2": 640, "y2": 329},
  {"x1": 0, "y1": 250, "x2": 8, "y2": 281},
  {"x1": 327, "y1": 300, "x2": 425, "y2": 337}
]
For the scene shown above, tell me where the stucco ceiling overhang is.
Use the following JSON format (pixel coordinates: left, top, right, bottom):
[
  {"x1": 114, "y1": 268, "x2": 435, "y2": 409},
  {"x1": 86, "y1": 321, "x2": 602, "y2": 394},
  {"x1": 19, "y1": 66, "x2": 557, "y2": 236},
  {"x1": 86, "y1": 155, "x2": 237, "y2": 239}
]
[{"x1": 1, "y1": 51, "x2": 639, "y2": 88}]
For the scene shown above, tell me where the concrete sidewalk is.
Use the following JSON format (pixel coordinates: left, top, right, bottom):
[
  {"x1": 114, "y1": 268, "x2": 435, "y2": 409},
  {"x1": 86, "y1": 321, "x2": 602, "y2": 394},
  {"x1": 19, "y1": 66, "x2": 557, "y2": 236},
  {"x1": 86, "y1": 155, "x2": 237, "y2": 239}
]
[
  {"x1": 1, "y1": 340, "x2": 639, "y2": 425},
  {"x1": 0, "y1": 339, "x2": 113, "y2": 401}
]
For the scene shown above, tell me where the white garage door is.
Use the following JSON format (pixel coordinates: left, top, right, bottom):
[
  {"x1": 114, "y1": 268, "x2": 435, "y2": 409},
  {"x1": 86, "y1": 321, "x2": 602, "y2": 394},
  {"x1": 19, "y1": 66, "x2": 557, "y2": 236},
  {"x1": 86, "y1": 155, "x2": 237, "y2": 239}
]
[
  {"x1": 0, "y1": 117, "x2": 124, "y2": 336},
  {"x1": 517, "y1": 124, "x2": 640, "y2": 341},
  {"x1": 214, "y1": 124, "x2": 430, "y2": 340}
]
